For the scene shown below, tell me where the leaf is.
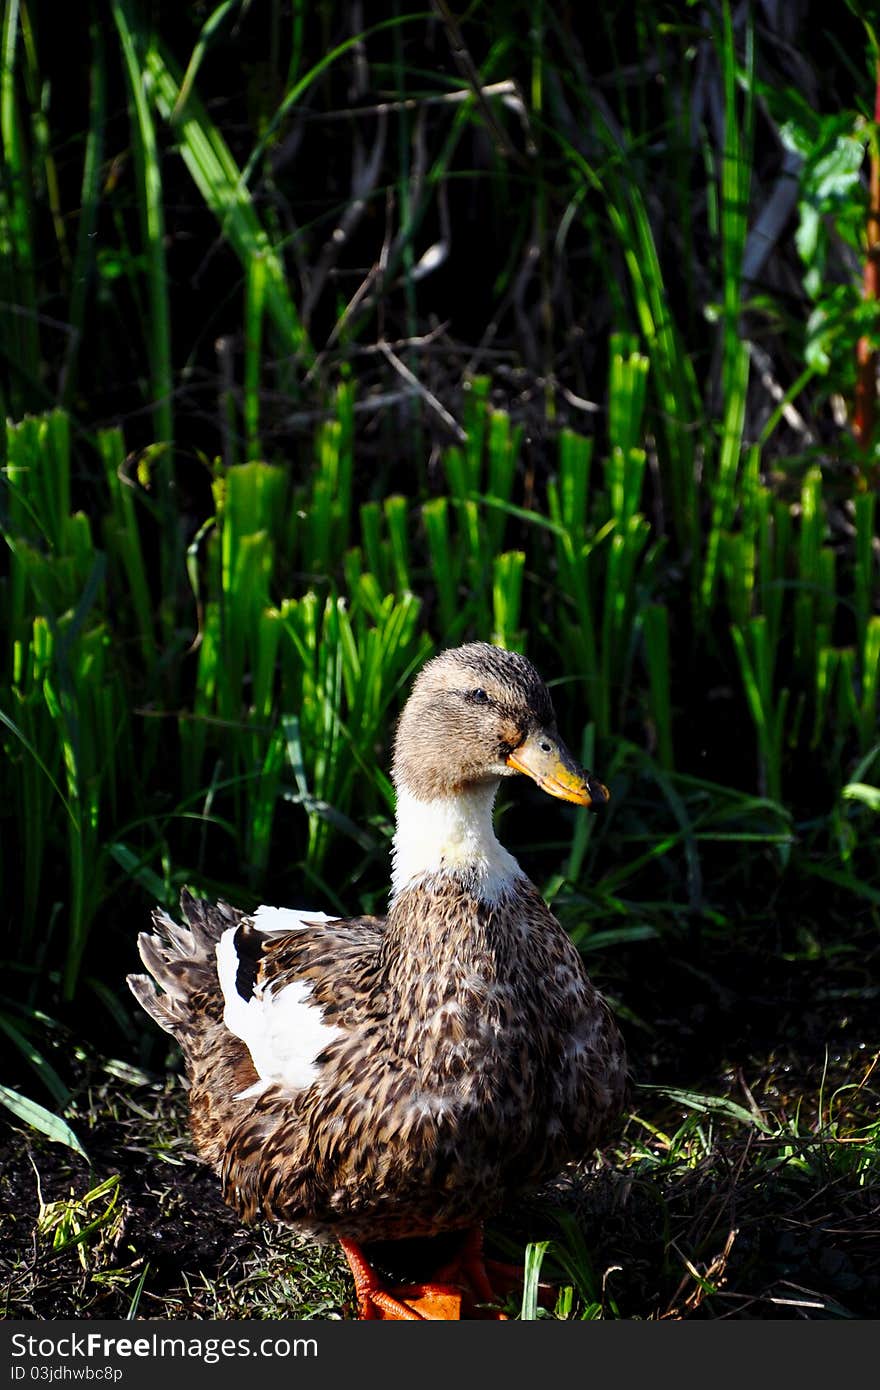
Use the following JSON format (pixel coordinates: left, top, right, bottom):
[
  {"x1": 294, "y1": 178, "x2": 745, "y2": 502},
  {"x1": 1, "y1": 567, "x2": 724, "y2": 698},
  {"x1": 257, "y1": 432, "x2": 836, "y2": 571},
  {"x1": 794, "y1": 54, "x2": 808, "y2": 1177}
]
[
  {"x1": 0, "y1": 704, "x2": 79, "y2": 828},
  {"x1": 779, "y1": 118, "x2": 816, "y2": 161},
  {"x1": 810, "y1": 133, "x2": 866, "y2": 205},
  {"x1": 796, "y1": 203, "x2": 821, "y2": 269},
  {"x1": 0, "y1": 1014, "x2": 70, "y2": 1105},
  {"x1": 637, "y1": 1083, "x2": 772, "y2": 1133},
  {"x1": 107, "y1": 841, "x2": 170, "y2": 902},
  {"x1": 520, "y1": 1240, "x2": 550, "y2": 1321},
  {"x1": 841, "y1": 782, "x2": 880, "y2": 811},
  {"x1": 0, "y1": 1085, "x2": 88, "y2": 1159},
  {"x1": 577, "y1": 924, "x2": 659, "y2": 952}
]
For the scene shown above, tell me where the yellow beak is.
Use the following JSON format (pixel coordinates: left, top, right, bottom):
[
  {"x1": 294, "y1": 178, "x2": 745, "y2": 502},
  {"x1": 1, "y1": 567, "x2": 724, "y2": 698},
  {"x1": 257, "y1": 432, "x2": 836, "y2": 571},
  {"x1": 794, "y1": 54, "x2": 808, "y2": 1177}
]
[{"x1": 506, "y1": 730, "x2": 609, "y2": 808}]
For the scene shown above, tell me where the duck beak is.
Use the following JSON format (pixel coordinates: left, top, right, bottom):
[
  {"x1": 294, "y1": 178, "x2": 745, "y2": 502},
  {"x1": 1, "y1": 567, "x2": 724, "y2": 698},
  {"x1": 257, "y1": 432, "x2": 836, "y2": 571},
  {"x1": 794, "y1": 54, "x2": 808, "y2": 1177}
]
[{"x1": 506, "y1": 730, "x2": 610, "y2": 809}]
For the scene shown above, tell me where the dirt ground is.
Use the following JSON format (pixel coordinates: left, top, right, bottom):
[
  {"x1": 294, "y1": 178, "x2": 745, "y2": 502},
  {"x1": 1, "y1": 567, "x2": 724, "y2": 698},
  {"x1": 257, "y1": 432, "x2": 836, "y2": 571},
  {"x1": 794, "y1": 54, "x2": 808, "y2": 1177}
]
[{"x1": 3, "y1": 932, "x2": 878, "y2": 1320}]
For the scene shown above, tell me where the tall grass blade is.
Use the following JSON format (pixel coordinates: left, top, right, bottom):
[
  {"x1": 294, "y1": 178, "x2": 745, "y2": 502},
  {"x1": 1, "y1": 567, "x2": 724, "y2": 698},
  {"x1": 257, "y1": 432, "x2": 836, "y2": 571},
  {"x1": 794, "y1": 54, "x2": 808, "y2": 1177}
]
[
  {"x1": 61, "y1": 20, "x2": 106, "y2": 407},
  {"x1": 0, "y1": 1084, "x2": 88, "y2": 1158},
  {"x1": 0, "y1": 0, "x2": 39, "y2": 415},
  {"x1": 520, "y1": 1240, "x2": 550, "y2": 1320},
  {"x1": 642, "y1": 603, "x2": 673, "y2": 768},
  {"x1": 111, "y1": 0, "x2": 173, "y2": 447},
  {"x1": 145, "y1": 40, "x2": 313, "y2": 365},
  {"x1": 243, "y1": 251, "x2": 267, "y2": 461}
]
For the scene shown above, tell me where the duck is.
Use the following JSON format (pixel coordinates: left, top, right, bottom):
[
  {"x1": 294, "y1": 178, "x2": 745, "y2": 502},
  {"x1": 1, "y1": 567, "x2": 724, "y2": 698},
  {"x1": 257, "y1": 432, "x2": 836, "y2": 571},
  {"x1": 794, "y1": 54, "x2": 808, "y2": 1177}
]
[{"x1": 128, "y1": 641, "x2": 627, "y2": 1319}]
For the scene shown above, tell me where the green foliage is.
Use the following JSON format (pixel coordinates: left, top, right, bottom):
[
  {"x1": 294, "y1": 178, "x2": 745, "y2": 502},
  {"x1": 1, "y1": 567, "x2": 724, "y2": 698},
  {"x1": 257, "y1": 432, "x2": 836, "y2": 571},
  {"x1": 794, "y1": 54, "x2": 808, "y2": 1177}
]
[
  {"x1": 0, "y1": 3, "x2": 877, "y2": 1183},
  {"x1": 519, "y1": 1240, "x2": 551, "y2": 1320},
  {"x1": 3, "y1": 365, "x2": 877, "y2": 1048},
  {"x1": 37, "y1": 1174, "x2": 121, "y2": 1264},
  {"x1": 0, "y1": 1083, "x2": 87, "y2": 1158},
  {"x1": 779, "y1": 104, "x2": 876, "y2": 380}
]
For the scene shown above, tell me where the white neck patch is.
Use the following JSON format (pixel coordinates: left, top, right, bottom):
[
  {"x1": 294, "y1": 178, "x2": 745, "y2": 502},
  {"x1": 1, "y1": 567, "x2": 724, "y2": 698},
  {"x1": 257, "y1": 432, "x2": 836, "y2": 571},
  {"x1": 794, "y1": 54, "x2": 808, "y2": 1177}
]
[{"x1": 391, "y1": 781, "x2": 522, "y2": 903}]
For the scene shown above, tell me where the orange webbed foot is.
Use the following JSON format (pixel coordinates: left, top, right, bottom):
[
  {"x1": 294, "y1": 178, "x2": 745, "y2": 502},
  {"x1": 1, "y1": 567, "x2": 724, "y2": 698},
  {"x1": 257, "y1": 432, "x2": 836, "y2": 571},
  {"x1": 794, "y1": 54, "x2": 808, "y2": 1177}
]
[{"x1": 340, "y1": 1234, "x2": 510, "y2": 1320}]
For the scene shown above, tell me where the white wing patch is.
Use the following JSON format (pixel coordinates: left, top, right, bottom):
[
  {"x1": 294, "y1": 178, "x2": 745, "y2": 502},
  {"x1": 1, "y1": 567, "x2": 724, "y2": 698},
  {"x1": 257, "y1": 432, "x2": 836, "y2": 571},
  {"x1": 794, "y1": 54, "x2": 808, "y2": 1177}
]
[
  {"x1": 216, "y1": 918, "x2": 343, "y2": 1095},
  {"x1": 251, "y1": 904, "x2": 333, "y2": 933}
]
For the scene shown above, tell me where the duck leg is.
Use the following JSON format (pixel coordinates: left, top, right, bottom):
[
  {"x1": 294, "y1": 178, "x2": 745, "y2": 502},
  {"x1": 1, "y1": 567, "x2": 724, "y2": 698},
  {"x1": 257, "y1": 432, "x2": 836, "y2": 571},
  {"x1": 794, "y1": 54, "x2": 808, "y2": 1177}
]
[
  {"x1": 340, "y1": 1238, "x2": 469, "y2": 1320},
  {"x1": 429, "y1": 1227, "x2": 500, "y2": 1303},
  {"x1": 431, "y1": 1228, "x2": 557, "y2": 1312}
]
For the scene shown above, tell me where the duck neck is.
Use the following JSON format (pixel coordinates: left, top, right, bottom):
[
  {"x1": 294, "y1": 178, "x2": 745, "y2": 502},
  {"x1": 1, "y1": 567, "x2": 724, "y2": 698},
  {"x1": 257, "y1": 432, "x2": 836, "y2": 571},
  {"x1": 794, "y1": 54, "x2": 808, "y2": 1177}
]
[{"x1": 390, "y1": 779, "x2": 522, "y2": 905}]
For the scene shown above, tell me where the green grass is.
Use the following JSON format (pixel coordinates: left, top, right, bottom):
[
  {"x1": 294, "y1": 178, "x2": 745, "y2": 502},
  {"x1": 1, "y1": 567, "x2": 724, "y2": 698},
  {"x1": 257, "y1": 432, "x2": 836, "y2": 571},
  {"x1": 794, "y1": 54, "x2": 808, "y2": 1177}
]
[
  {"x1": 1, "y1": 368, "x2": 878, "y2": 1110},
  {"x1": 4, "y1": 321, "x2": 877, "y2": 1033}
]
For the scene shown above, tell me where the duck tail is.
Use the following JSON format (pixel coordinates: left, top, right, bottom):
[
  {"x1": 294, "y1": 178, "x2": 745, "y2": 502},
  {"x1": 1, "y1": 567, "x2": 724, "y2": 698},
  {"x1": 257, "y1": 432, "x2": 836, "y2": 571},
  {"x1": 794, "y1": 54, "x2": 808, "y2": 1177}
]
[{"x1": 127, "y1": 889, "x2": 243, "y2": 1061}]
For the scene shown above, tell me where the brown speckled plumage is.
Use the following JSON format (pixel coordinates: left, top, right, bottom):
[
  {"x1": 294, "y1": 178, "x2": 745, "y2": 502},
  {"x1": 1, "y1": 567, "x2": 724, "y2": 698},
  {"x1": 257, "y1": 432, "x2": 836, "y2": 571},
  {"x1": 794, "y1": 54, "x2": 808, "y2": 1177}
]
[{"x1": 129, "y1": 643, "x2": 627, "y2": 1249}]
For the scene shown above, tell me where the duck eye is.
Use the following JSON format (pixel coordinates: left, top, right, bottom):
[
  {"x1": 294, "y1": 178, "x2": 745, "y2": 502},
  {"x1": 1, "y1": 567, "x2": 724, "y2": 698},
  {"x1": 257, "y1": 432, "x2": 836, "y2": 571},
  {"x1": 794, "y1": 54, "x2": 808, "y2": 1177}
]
[{"x1": 468, "y1": 688, "x2": 490, "y2": 704}]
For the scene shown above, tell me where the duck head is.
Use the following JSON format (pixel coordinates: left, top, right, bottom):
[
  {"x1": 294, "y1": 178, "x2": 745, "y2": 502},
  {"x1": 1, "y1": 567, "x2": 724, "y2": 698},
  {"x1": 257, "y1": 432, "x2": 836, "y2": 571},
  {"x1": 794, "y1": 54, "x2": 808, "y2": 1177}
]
[{"x1": 392, "y1": 642, "x2": 608, "y2": 807}]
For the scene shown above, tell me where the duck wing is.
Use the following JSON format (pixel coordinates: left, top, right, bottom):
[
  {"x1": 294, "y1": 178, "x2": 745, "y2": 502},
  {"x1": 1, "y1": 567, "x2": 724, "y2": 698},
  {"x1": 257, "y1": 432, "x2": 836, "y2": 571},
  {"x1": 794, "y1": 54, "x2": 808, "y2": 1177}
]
[
  {"x1": 128, "y1": 891, "x2": 386, "y2": 1215},
  {"x1": 215, "y1": 906, "x2": 385, "y2": 1096}
]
